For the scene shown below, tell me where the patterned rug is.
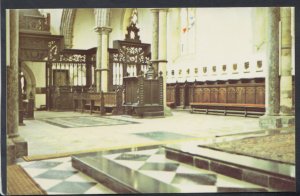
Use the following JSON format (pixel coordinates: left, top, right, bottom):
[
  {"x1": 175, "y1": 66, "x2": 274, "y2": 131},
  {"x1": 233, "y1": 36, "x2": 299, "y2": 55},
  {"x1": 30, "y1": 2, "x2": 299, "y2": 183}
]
[{"x1": 39, "y1": 116, "x2": 138, "y2": 128}]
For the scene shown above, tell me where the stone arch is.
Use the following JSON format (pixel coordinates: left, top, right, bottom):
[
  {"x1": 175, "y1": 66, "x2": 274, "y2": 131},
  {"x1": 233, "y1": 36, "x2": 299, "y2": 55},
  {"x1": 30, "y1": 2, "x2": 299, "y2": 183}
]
[
  {"x1": 61, "y1": 8, "x2": 112, "y2": 49},
  {"x1": 121, "y1": 8, "x2": 134, "y2": 34},
  {"x1": 60, "y1": 9, "x2": 77, "y2": 48},
  {"x1": 21, "y1": 62, "x2": 36, "y2": 100}
]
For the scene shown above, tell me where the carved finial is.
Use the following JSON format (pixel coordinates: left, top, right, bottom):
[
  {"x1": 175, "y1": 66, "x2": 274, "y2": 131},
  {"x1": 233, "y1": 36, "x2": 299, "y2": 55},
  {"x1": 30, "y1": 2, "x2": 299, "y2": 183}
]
[
  {"x1": 131, "y1": 8, "x2": 138, "y2": 25},
  {"x1": 159, "y1": 71, "x2": 163, "y2": 77}
]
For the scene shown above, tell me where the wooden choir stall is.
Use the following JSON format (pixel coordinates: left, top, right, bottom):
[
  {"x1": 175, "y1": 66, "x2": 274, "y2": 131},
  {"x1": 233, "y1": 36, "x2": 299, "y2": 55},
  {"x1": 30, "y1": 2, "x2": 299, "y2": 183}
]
[{"x1": 45, "y1": 20, "x2": 164, "y2": 117}]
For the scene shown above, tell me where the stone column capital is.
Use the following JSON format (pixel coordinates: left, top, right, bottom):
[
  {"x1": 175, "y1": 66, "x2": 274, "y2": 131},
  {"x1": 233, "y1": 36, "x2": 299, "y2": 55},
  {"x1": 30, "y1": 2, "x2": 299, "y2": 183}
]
[{"x1": 94, "y1": 26, "x2": 112, "y2": 34}]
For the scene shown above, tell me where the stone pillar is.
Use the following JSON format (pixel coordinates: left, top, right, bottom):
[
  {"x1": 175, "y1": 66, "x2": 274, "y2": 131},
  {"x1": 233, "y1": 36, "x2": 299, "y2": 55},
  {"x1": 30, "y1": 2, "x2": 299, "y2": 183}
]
[
  {"x1": 94, "y1": 27, "x2": 102, "y2": 93},
  {"x1": 94, "y1": 27, "x2": 112, "y2": 93},
  {"x1": 259, "y1": 7, "x2": 282, "y2": 129},
  {"x1": 7, "y1": 9, "x2": 28, "y2": 165},
  {"x1": 150, "y1": 9, "x2": 159, "y2": 74},
  {"x1": 158, "y1": 9, "x2": 168, "y2": 109},
  {"x1": 100, "y1": 27, "x2": 112, "y2": 92},
  {"x1": 279, "y1": 7, "x2": 295, "y2": 126}
]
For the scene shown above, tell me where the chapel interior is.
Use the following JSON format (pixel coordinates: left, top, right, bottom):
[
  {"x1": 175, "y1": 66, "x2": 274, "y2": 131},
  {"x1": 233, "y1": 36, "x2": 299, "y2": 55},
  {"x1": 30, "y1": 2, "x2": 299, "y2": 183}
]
[{"x1": 4, "y1": 7, "x2": 296, "y2": 194}]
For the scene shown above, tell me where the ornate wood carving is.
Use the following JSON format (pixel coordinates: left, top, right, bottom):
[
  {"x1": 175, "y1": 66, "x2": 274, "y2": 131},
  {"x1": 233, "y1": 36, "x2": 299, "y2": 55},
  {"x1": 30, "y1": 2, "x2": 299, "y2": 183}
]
[
  {"x1": 245, "y1": 87, "x2": 255, "y2": 104},
  {"x1": 236, "y1": 87, "x2": 246, "y2": 104},
  {"x1": 227, "y1": 87, "x2": 236, "y2": 103},
  {"x1": 19, "y1": 10, "x2": 50, "y2": 33},
  {"x1": 218, "y1": 88, "x2": 227, "y2": 103},
  {"x1": 203, "y1": 88, "x2": 210, "y2": 103},
  {"x1": 19, "y1": 33, "x2": 64, "y2": 61},
  {"x1": 168, "y1": 78, "x2": 265, "y2": 107},
  {"x1": 125, "y1": 23, "x2": 141, "y2": 43},
  {"x1": 210, "y1": 88, "x2": 218, "y2": 103}
]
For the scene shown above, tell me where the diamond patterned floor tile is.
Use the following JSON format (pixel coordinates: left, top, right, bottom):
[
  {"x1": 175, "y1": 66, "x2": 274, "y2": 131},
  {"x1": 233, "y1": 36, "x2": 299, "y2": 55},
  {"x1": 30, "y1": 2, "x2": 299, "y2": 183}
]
[
  {"x1": 47, "y1": 181, "x2": 97, "y2": 194},
  {"x1": 24, "y1": 161, "x2": 62, "y2": 169},
  {"x1": 51, "y1": 161, "x2": 77, "y2": 171},
  {"x1": 113, "y1": 160, "x2": 145, "y2": 170},
  {"x1": 115, "y1": 153, "x2": 151, "y2": 161},
  {"x1": 139, "y1": 170, "x2": 177, "y2": 184},
  {"x1": 35, "y1": 170, "x2": 78, "y2": 180},
  {"x1": 139, "y1": 162, "x2": 180, "y2": 171},
  {"x1": 146, "y1": 154, "x2": 170, "y2": 163},
  {"x1": 23, "y1": 168, "x2": 49, "y2": 178},
  {"x1": 43, "y1": 157, "x2": 71, "y2": 163},
  {"x1": 84, "y1": 183, "x2": 116, "y2": 194},
  {"x1": 126, "y1": 149, "x2": 159, "y2": 155},
  {"x1": 65, "y1": 172, "x2": 97, "y2": 183},
  {"x1": 33, "y1": 178, "x2": 62, "y2": 190},
  {"x1": 103, "y1": 153, "x2": 122, "y2": 160}
]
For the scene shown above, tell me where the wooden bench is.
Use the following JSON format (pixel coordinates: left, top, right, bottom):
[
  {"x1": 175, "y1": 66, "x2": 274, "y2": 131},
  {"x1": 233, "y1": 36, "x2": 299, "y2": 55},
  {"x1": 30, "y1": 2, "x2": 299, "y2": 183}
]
[{"x1": 190, "y1": 102, "x2": 265, "y2": 117}]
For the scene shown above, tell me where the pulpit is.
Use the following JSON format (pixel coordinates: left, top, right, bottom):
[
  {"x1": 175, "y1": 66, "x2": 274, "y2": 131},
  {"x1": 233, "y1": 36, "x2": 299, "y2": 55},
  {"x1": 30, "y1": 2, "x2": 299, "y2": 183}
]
[{"x1": 123, "y1": 69, "x2": 164, "y2": 117}]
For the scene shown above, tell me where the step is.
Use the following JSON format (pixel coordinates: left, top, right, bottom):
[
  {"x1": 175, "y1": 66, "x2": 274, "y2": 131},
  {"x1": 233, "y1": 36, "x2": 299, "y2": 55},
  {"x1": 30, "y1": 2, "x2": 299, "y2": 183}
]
[
  {"x1": 163, "y1": 142, "x2": 295, "y2": 191},
  {"x1": 72, "y1": 145, "x2": 273, "y2": 193}
]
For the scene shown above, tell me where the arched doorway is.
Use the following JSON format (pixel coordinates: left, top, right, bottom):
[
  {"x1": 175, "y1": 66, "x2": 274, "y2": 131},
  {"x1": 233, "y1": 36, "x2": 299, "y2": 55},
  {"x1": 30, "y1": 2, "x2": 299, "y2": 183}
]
[{"x1": 21, "y1": 62, "x2": 36, "y2": 107}]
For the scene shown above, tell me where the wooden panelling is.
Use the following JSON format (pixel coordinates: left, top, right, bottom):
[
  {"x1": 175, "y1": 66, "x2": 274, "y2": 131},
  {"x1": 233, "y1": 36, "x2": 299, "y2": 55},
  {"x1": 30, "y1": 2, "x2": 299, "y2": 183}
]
[
  {"x1": 245, "y1": 87, "x2": 255, "y2": 104},
  {"x1": 194, "y1": 87, "x2": 203, "y2": 103},
  {"x1": 179, "y1": 87, "x2": 184, "y2": 105},
  {"x1": 210, "y1": 88, "x2": 218, "y2": 103},
  {"x1": 227, "y1": 87, "x2": 236, "y2": 103},
  {"x1": 236, "y1": 87, "x2": 245, "y2": 104},
  {"x1": 218, "y1": 88, "x2": 227, "y2": 103},
  {"x1": 203, "y1": 88, "x2": 210, "y2": 103},
  {"x1": 166, "y1": 79, "x2": 266, "y2": 107},
  {"x1": 167, "y1": 86, "x2": 175, "y2": 103},
  {"x1": 255, "y1": 87, "x2": 265, "y2": 104}
]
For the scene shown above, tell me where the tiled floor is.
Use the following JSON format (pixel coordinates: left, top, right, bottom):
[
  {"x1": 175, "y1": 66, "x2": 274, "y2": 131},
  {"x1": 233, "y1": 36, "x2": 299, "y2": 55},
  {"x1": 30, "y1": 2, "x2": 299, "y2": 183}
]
[
  {"x1": 18, "y1": 157, "x2": 115, "y2": 194},
  {"x1": 73, "y1": 147, "x2": 270, "y2": 193},
  {"x1": 19, "y1": 111, "x2": 262, "y2": 156},
  {"x1": 17, "y1": 146, "x2": 270, "y2": 194}
]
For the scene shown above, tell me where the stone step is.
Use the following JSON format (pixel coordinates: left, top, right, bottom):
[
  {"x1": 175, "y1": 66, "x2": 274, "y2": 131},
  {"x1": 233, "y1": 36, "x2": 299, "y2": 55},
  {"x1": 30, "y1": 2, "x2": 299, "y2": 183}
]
[
  {"x1": 163, "y1": 143, "x2": 295, "y2": 191},
  {"x1": 71, "y1": 146, "x2": 272, "y2": 193}
]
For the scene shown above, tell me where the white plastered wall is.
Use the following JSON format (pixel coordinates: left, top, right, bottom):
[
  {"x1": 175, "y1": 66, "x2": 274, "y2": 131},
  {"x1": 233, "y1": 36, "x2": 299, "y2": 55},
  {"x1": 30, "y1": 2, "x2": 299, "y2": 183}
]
[
  {"x1": 166, "y1": 7, "x2": 267, "y2": 83},
  {"x1": 24, "y1": 61, "x2": 46, "y2": 108},
  {"x1": 72, "y1": 9, "x2": 97, "y2": 49},
  {"x1": 109, "y1": 8, "x2": 152, "y2": 47}
]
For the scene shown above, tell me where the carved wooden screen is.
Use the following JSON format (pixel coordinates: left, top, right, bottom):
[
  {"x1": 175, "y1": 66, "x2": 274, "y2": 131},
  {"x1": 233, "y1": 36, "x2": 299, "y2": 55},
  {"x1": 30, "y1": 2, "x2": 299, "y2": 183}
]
[
  {"x1": 47, "y1": 41, "x2": 96, "y2": 110},
  {"x1": 108, "y1": 23, "x2": 151, "y2": 91}
]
